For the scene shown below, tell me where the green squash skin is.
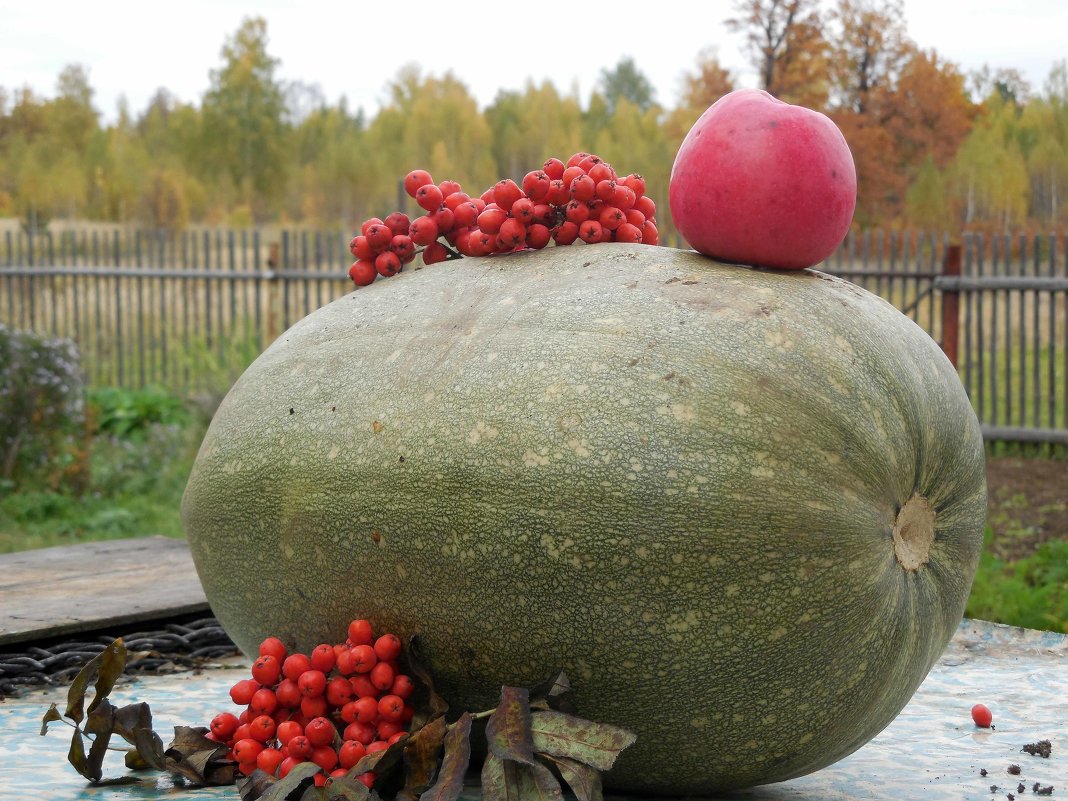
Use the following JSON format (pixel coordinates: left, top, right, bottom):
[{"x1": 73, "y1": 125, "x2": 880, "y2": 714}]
[{"x1": 182, "y1": 244, "x2": 986, "y2": 794}]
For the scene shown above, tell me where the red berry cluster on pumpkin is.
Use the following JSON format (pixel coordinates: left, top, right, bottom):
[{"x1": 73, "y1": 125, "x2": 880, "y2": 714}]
[{"x1": 347, "y1": 153, "x2": 659, "y2": 287}]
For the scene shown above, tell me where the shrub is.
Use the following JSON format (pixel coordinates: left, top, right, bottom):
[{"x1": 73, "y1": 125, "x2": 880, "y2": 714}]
[{"x1": 0, "y1": 324, "x2": 85, "y2": 488}]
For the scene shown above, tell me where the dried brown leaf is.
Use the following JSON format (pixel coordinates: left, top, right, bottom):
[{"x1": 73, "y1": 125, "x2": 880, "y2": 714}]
[
  {"x1": 486, "y1": 687, "x2": 535, "y2": 765},
  {"x1": 254, "y1": 761, "x2": 320, "y2": 800},
  {"x1": 402, "y1": 636, "x2": 449, "y2": 730},
  {"x1": 419, "y1": 712, "x2": 472, "y2": 801},
  {"x1": 349, "y1": 733, "x2": 408, "y2": 778},
  {"x1": 67, "y1": 730, "x2": 92, "y2": 781},
  {"x1": 87, "y1": 638, "x2": 127, "y2": 716},
  {"x1": 40, "y1": 703, "x2": 63, "y2": 735},
  {"x1": 481, "y1": 752, "x2": 522, "y2": 801},
  {"x1": 538, "y1": 754, "x2": 602, "y2": 801},
  {"x1": 529, "y1": 710, "x2": 635, "y2": 771},
  {"x1": 400, "y1": 714, "x2": 447, "y2": 794},
  {"x1": 514, "y1": 761, "x2": 565, "y2": 801},
  {"x1": 324, "y1": 777, "x2": 371, "y2": 800}
]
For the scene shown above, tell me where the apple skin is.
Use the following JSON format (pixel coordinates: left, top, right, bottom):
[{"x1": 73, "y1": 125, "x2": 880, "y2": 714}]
[{"x1": 669, "y1": 89, "x2": 857, "y2": 270}]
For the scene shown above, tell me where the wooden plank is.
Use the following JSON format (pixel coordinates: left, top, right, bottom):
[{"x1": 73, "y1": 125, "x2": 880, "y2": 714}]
[{"x1": 0, "y1": 536, "x2": 208, "y2": 647}]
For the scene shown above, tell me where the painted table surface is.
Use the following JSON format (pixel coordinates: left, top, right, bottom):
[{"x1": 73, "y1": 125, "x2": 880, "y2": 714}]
[{"x1": 3, "y1": 620, "x2": 1064, "y2": 801}]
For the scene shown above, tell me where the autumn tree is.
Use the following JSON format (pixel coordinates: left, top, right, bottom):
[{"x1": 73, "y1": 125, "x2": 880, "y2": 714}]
[
  {"x1": 486, "y1": 81, "x2": 584, "y2": 180},
  {"x1": 665, "y1": 49, "x2": 736, "y2": 150},
  {"x1": 829, "y1": 0, "x2": 909, "y2": 114},
  {"x1": 598, "y1": 57, "x2": 657, "y2": 114},
  {"x1": 727, "y1": 0, "x2": 830, "y2": 107},
  {"x1": 201, "y1": 17, "x2": 289, "y2": 219}
]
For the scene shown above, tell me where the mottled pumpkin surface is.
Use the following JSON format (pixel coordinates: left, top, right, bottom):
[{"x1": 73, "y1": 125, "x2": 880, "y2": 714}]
[{"x1": 182, "y1": 244, "x2": 986, "y2": 794}]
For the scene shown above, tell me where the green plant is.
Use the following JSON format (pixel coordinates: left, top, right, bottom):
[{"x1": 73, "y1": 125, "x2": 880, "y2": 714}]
[
  {"x1": 967, "y1": 529, "x2": 1068, "y2": 633},
  {"x1": 0, "y1": 323, "x2": 85, "y2": 487},
  {"x1": 87, "y1": 385, "x2": 190, "y2": 438}
]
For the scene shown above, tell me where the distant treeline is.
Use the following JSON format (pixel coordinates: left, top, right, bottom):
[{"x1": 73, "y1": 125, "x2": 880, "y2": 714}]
[{"x1": 1, "y1": 1, "x2": 1066, "y2": 236}]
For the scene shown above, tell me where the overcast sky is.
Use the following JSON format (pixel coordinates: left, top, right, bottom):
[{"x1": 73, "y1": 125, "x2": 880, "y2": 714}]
[{"x1": 3, "y1": 0, "x2": 1066, "y2": 122}]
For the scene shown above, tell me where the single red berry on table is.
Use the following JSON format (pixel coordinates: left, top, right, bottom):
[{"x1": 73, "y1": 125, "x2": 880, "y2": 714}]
[
  {"x1": 971, "y1": 703, "x2": 992, "y2": 728},
  {"x1": 237, "y1": 760, "x2": 258, "y2": 777}
]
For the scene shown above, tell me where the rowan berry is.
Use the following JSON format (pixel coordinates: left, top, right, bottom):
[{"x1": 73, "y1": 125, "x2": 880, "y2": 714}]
[
  {"x1": 250, "y1": 715, "x2": 277, "y2": 743},
  {"x1": 370, "y1": 661, "x2": 395, "y2": 692},
  {"x1": 522, "y1": 170, "x2": 551, "y2": 201},
  {"x1": 305, "y1": 716, "x2": 336, "y2": 748},
  {"x1": 642, "y1": 220, "x2": 659, "y2": 245},
  {"x1": 361, "y1": 218, "x2": 385, "y2": 238},
  {"x1": 531, "y1": 203, "x2": 552, "y2": 224},
  {"x1": 444, "y1": 191, "x2": 470, "y2": 210},
  {"x1": 376, "y1": 720, "x2": 405, "y2": 740},
  {"x1": 547, "y1": 179, "x2": 570, "y2": 206},
  {"x1": 625, "y1": 208, "x2": 646, "y2": 229},
  {"x1": 250, "y1": 688, "x2": 278, "y2": 716},
  {"x1": 238, "y1": 761, "x2": 258, "y2": 777},
  {"x1": 308, "y1": 644, "x2": 335, "y2": 674},
  {"x1": 210, "y1": 712, "x2": 239, "y2": 741},
  {"x1": 407, "y1": 216, "x2": 439, "y2": 247},
  {"x1": 348, "y1": 260, "x2": 376, "y2": 287},
  {"x1": 971, "y1": 703, "x2": 992, "y2": 728},
  {"x1": 588, "y1": 161, "x2": 615, "y2": 183},
  {"x1": 234, "y1": 738, "x2": 264, "y2": 763},
  {"x1": 564, "y1": 201, "x2": 590, "y2": 224},
  {"x1": 422, "y1": 241, "x2": 449, "y2": 265},
  {"x1": 614, "y1": 222, "x2": 643, "y2": 243},
  {"x1": 493, "y1": 179, "x2": 523, "y2": 211},
  {"x1": 595, "y1": 179, "x2": 617, "y2": 202},
  {"x1": 339, "y1": 740, "x2": 368, "y2": 770},
  {"x1": 612, "y1": 185, "x2": 637, "y2": 210},
  {"x1": 250, "y1": 655, "x2": 281, "y2": 687},
  {"x1": 288, "y1": 735, "x2": 313, "y2": 759},
  {"x1": 344, "y1": 721, "x2": 376, "y2": 745},
  {"x1": 347, "y1": 644, "x2": 376, "y2": 674},
  {"x1": 561, "y1": 166, "x2": 585, "y2": 187},
  {"x1": 477, "y1": 206, "x2": 508, "y2": 235},
  {"x1": 275, "y1": 678, "x2": 302, "y2": 708},
  {"x1": 259, "y1": 637, "x2": 288, "y2": 663},
  {"x1": 389, "y1": 234, "x2": 416, "y2": 264},
  {"x1": 553, "y1": 221, "x2": 580, "y2": 245},
  {"x1": 635, "y1": 195, "x2": 656, "y2": 219},
  {"x1": 354, "y1": 696, "x2": 380, "y2": 724},
  {"x1": 438, "y1": 179, "x2": 462, "y2": 197},
  {"x1": 452, "y1": 201, "x2": 479, "y2": 228},
  {"x1": 416, "y1": 184, "x2": 444, "y2": 212},
  {"x1": 366, "y1": 740, "x2": 389, "y2": 754},
  {"x1": 390, "y1": 674, "x2": 415, "y2": 700},
  {"x1": 326, "y1": 676, "x2": 355, "y2": 708},
  {"x1": 276, "y1": 720, "x2": 303, "y2": 746},
  {"x1": 384, "y1": 212, "x2": 411, "y2": 237},
  {"x1": 599, "y1": 206, "x2": 625, "y2": 231},
  {"x1": 301, "y1": 695, "x2": 329, "y2": 719},
  {"x1": 257, "y1": 748, "x2": 285, "y2": 776},
  {"x1": 348, "y1": 620, "x2": 374, "y2": 646},
  {"x1": 298, "y1": 669, "x2": 327, "y2": 698},
  {"x1": 387, "y1": 732, "x2": 407, "y2": 745},
  {"x1": 577, "y1": 154, "x2": 603, "y2": 173},
  {"x1": 364, "y1": 223, "x2": 393, "y2": 251},
  {"x1": 232, "y1": 723, "x2": 253, "y2": 743},
  {"x1": 431, "y1": 206, "x2": 455, "y2": 233},
  {"x1": 542, "y1": 157, "x2": 566, "y2": 180},
  {"x1": 526, "y1": 224, "x2": 552, "y2": 249},
  {"x1": 566, "y1": 152, "x2": 590, "y2": 168},
  {"x1": 622, "y1": 174, "x2": 646, "y2": 198},
  {"x1": 404, "y1": 170, "x2": 433, "y2": 198},
  {"x1": 579, "y1": 220, "x2": 603, "y2": 244},
  {"x1": 511, "y1": 197, "x2": 534, "y2": 223},
  {"x1": 570, "y1": 175, "x2": 596, "y2": 202},
  {"x1": 278, "y1": 756, "x2": 302, "y2": 778},
  {"x1": 229, "y1": 680, "x2": 259, "y2": 706},
  {"x1": 356, "y1": 772, "x2": 376, "y2": 789},
  {"x1": 377, "y1": 694, "x2": 406, "y2": 723}
]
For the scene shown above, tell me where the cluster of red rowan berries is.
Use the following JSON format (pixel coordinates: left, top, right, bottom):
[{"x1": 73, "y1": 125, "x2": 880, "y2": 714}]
[
  {"x1": 205, "y1": 619, "x2": 413, "y2": 788},
  {"x1": 347, "y1": 152, "x2": 659, "y2": 286}
]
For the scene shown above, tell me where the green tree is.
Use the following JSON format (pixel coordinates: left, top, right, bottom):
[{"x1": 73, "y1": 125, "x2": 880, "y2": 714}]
[
  {"x1": 598, "y1": 57, "x2": 656, "y2": 114},
  {"x1": 201, "y1": 17, "x2": 289, "y2": 219}
]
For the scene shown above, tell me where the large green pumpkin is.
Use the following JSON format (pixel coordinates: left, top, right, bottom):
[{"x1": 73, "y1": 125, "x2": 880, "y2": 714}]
[{"x1": 182, "y1": 244, "x2": 986, "y2": 794}]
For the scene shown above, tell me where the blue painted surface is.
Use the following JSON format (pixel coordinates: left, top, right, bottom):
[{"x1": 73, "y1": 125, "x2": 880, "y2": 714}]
[{"x1": 3, "y1": 620, "x2": 1065, "y2": 800}]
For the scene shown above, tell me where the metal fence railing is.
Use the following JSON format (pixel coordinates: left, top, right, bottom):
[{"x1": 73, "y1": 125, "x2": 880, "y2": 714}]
[{"x1": 1, "y1": 227, "x2": 1065, "y2": 444}]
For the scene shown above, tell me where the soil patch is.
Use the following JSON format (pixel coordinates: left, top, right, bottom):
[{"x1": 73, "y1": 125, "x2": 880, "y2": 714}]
[{"x1": 985, "y1": 457, "x2": 1068, "y2": 561}]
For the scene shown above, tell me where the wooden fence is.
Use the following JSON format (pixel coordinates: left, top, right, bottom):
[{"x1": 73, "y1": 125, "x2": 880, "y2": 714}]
[{"x1": 0, "y1": 227, "x2": 1065, "y2": 445}]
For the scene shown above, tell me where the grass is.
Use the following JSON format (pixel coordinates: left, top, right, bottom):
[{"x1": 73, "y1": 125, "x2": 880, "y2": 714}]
[
  {"x1": 966, "y1": 526, "x2": 1068, "y2": 633},
  {"x1": 0, "y1": 388, "x2": 207, "y2": 554}
]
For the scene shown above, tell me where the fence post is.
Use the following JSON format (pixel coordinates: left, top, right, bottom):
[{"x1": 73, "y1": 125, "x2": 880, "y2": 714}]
[{"x1": 941, "y1": 243, "x2": 961, "y2": 369}]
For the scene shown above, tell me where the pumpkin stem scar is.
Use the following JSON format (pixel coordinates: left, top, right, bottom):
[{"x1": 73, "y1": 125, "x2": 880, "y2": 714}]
[{"x1": 892, "y1": 494, "x2": 936, "y2": 572}]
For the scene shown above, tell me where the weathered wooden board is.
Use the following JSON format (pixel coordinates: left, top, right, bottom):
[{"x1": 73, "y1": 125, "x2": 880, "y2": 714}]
[{"x1": 0, "y1": 536, "x2": 208, "y2": 646}]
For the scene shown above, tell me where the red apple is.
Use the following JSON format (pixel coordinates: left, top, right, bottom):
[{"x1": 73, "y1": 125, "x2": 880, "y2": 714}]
[{"x1": 669, "y1": 89, "x2": 857, "y2": 270}]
